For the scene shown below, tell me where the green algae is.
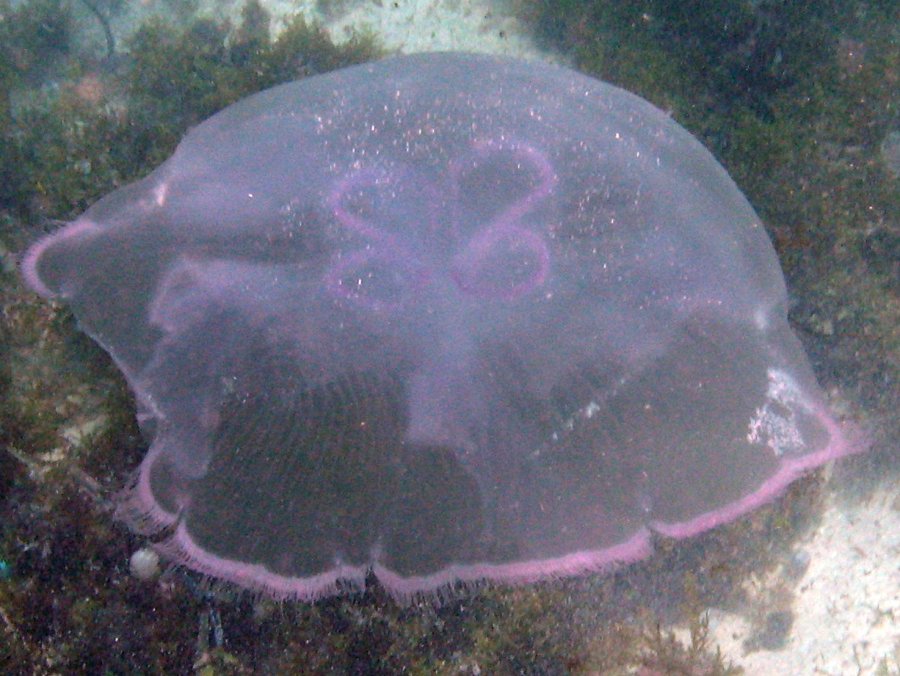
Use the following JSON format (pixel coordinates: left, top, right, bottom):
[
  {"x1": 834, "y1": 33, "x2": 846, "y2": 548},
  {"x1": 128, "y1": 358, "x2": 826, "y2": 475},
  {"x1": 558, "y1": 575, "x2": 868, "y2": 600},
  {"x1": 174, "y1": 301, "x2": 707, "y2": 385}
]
[
  {"x1": 1, "y1": 0, "x2": 897, "y2": 672},
  {"x1": 125, "y1": 4, "x2": 378, "y2": 165}
]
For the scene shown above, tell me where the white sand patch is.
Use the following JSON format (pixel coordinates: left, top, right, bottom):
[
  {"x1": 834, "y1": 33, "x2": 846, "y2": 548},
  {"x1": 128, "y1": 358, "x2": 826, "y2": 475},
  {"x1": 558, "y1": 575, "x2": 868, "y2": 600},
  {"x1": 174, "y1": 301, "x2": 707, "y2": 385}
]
[
  {"x1": 704, "y1": 484, "x2": 899, "y2": 674},
  {"x1": 271, "y1": 0, "x2": 543, "y2": 58},
  {"x1": 108, "y1": 0, "x2": 543, "y2": 59}
]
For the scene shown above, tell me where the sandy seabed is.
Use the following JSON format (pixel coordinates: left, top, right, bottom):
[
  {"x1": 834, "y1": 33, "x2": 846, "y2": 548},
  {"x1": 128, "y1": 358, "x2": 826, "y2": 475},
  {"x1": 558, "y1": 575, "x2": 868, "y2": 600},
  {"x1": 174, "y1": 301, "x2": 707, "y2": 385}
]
[{"x1": 705, "y1": 484, "x2": 899, "y2": 674}]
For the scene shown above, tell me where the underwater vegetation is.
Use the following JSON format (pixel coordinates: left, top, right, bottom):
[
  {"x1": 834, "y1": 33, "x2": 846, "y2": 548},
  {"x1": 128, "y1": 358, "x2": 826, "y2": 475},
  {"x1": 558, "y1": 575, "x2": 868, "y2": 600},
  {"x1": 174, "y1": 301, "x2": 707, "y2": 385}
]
[{"x1": 0, "y1": 0, "x2": 897, "y2": 672}]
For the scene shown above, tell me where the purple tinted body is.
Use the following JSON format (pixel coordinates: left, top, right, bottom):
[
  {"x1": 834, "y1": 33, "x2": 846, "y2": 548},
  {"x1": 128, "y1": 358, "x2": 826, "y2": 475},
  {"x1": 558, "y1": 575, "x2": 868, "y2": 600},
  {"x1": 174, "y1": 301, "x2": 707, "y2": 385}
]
[{"x1": 22, "y1": 53, "x2": 861, "y2": 601}]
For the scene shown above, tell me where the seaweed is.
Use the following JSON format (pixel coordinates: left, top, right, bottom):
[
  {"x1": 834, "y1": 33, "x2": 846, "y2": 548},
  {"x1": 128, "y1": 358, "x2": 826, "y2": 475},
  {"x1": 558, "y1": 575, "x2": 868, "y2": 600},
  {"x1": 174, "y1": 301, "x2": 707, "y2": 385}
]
[{"x1": 125, "y1": 4, "x2": 380, "y2": 165}]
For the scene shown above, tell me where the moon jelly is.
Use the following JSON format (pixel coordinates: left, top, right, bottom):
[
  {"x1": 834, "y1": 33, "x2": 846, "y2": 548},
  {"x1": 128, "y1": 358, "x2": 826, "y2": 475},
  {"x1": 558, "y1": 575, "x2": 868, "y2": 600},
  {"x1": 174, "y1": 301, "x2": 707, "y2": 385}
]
[{"x1": 22, "y1": 53, "x2": 862, "y2": 600}]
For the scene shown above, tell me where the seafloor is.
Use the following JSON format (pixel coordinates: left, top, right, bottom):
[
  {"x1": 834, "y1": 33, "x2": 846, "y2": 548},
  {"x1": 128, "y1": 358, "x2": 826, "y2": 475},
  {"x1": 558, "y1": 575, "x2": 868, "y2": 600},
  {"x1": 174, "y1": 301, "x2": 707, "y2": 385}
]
[{"x1": 0, "y1": 0, "x2": 897, "y2": 674}]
